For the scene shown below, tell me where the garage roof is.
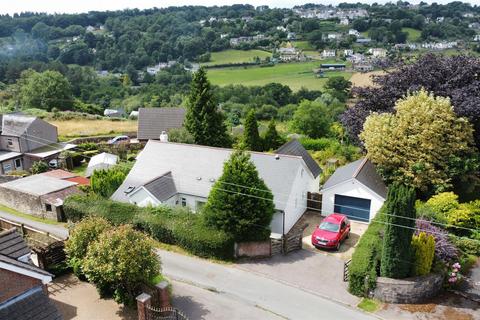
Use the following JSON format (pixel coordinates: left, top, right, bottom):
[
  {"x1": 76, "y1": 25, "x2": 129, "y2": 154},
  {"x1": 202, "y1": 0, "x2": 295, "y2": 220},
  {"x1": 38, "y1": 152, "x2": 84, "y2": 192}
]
[{"x1": 322, "y1": 158, "x2": 387, "y2": 199}]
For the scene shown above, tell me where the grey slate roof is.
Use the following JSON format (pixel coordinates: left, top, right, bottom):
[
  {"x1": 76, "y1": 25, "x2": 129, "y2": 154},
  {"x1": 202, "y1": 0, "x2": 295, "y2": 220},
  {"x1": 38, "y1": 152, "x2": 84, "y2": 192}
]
[
  {"x1": 322, "y1": 158, "x2": 387, "y2": 199},
  {"x1": 0, "y1": 286, "x2": 63, "y2": 320},
  {"x1": 143, "y1": 172, "x2": 177, "y2": 202},
  {"x1": 276, "y1": 139, "x2": 322, "y2": 178},
  {"x1": 137, "y1": 107, "x2": 186, "y2": 140},
  {"x1": 1, "y1": 114, "x2": 36, "y2": 137},
  {"x1": 0, "y1": 229, "x2": 30, "y2": 260},
  {"x1": 0, "y1": 174, "x2": 77, "y2": 196},
  {"x1": 0, "y1": 254, "x2": 53, "y2": 278}
]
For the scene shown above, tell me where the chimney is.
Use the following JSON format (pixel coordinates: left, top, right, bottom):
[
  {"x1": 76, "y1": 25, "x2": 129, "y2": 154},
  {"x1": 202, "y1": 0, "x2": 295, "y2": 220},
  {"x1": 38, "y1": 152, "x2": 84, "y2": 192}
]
[{"x1": 159, "y1": 131, "x2": 168, "y2": 142}]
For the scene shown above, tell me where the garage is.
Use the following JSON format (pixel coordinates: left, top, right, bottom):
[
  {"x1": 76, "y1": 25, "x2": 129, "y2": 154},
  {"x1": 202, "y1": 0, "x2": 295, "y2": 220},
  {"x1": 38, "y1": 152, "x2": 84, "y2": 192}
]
[{"x1": 334, "y1": 194, "x2": 371, "y2": 222}]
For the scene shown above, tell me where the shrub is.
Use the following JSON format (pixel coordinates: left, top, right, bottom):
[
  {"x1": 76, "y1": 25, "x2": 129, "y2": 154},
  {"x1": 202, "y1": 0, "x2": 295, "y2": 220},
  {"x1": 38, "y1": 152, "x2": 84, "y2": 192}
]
[
  {"x1": 90, "y1": 167, "x2": 128, "y2": 198},
  {"x1": 449, "y1": 235, "x2": 480, "y2": 256},
  {"x1": 83, "y1": 225, "x2": 160, "y2": 305},
  {"x1": 411, "y1": 232, "x2": 435, "y2": 276},
  {"x1": 426, "y1": 192, "x2": 459, "y2": 221},
  {"x1": 348, "y1": 209, "x2": 385, "y2": 296},
  {"x1": 416, "y1": 219, "x2": 458, "y2": 262},
  {"x1": 31, "y1": 161, "x2": 48, "y2": 174},
  {"x1": 64, "y1": 216, "x2": 111, "y2": 277}
]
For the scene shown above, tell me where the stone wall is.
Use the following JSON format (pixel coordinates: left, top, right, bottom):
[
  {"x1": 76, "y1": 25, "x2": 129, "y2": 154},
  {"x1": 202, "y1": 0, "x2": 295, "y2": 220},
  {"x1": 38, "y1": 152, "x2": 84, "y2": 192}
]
[
  {"x1": 234, "y1": 240, "x2": 271, "y2": 258},
  {"x1": 373, "y1": 273, "x2": 444, "y2": 303},
  {"x1": 0, "y1": 186, "x2": 48, "y2": 218}
]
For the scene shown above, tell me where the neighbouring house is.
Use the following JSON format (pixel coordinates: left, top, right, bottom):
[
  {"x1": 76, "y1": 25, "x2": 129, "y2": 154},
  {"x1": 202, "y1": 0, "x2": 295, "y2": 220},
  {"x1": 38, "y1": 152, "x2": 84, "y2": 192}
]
[
  {"x1": 340, "y1": 17, "x2": 349, "y2": 25},
  {"x1": 85, "y1": 152, "x2": 118, "y2": 177},
  {"x1": 0, "y1": 174, "x2": 82, "y2": 221},
  {"x1": 287, "y1": 32, "x2": 296, "y2": 40},
  {"x1": 278, "y1": 45, "x2": 305, "y2": 62},
  {"x1": 348, "y1": 29, "x2": 360, "y2": 37},
  {"x1": 111, "y1": 139, "x2": 321, "y2": 235},
  {"x1": 103, "y1": 109, "x2": 125, "y2": 118},
  {"x1": 368, "y1": 48, "x2": 387, "y2": 58},
  {"x1": 474, "y1": 35, "x2": 480, "y2": 42},
  {"x1": 321, "y1": 49, "x2": 336, "y2": 58},
  {"x1": 0, "y1": 229, "x2": 62, "y2": 320},
  {"x1": 137, "y1": 107, "x2": 186, "y2": 141},
  {"x1": 320, "y1": 158, "x2": 387, "y2": 223},
  {"x1": 146, "y1": 61, "x2": 177, "y2": 75},
  {"x1": 344, "y1": 49, "x2": 354, "y2": 57},
  {"x1": 0, "y1": 114, "x2": 75, "y2": 175}
]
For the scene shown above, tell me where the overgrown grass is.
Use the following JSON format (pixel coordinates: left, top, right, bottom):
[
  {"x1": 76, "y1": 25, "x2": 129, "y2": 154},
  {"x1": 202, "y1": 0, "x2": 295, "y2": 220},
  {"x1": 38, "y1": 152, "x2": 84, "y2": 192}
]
[
  {"x1": 71, "y1": 162, "x2": 88, "y2": 176},
  {"x1": 0, "y1": 204, "x2": 63, "y2": 225},
  {"x1": 207, "y1": 61, "x2": 353, "y2": 91},
  {"x1": 202, "y1": 49, "x2": 272, "y2": 66},
  {"x1": 51, "y1": 119, "x2": 138, "y2": 140},
  {"x1": 357, "y1": 298, "x2": 381, "y2": 313},
  {"x1": 402, "y1": 27, "x2": 422, "y2": 42}
]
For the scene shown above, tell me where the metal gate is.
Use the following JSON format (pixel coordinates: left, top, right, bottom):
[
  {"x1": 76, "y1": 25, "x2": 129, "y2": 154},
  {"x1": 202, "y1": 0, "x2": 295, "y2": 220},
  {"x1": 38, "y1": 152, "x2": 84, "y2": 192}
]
[{"x1": 147, "y1": 306, "x2": 189, "y2": 320}]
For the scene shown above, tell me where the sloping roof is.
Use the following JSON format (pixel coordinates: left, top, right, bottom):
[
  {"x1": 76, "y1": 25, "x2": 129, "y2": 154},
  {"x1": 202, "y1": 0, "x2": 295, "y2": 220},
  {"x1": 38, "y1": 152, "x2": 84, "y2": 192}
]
[
  {"x1": 0, "y1": 114, "x2": 36, "y2": 137},
  {"x1": 24, "y1": 143, "x2": 76, "y2": 159},
  {"x1": 112, "y1": 141, "x2": 313, "y2": 211},
  {"x1": 0, "y1": 254, "x2": 52, "y2": 279},
  {"x1": 40, "y1": 186, "x2": 82, "y2": 206},
  {"x1": 0, "y1": 151, "x2": 22, "y2": 162},
  {"x1": 85, "y1": 152, "x2": 118, "y2": 177},
  {"x1": 276, "y1": 139, "x2": 322, "y2": 178},
  {"x1": 141, "y1": 172, "x2": 177, "y2": 202},
  {"x1": 0, "y1": 286, "x2": 62, "y2": 320},
  {"x1": 137, "y1": 108, "x2": 186, "y2": 140},
  {"x1": 322, "y1": 158, "x2": 387, "y2": 199},
  {"x1": 0, "y1": 229, "x2": 30, "y2": 260},
  {"x1": 0, "y1": 174, "x2": 77, "y2": 196},
  {"x1": 41, "y1": 169, "x2": 77, "y2": 179}
]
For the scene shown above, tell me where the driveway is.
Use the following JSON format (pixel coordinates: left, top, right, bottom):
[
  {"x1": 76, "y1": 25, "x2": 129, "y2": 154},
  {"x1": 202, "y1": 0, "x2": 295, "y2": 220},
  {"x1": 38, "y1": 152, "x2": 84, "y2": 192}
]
[
  {"x1": 236, "y1": 249, "x2": 360, "y2": 307},
  {"x1": 301, "y1": 211, "x2": 368, "y2": 260}
]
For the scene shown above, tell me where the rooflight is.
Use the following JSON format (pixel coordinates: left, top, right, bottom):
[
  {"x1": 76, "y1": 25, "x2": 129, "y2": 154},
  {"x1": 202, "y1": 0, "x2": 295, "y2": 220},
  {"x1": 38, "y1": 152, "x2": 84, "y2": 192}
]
[
  {"x1": 124, "y1": 186, "x2": 135, "y2": 194},
  {"x1": 196, "y1": 177, "x2": 202, "y2": 181}
]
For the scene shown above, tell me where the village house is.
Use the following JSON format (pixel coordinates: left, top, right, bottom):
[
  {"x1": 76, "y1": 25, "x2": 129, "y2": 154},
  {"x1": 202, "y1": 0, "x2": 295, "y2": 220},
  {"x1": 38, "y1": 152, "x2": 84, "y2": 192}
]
[
  {"x1": 321, "y1": 49, "x2": 336, "y2": 58},
  {"x1": 111, "y1": 139, "x2": 321, "y2": 236},
  {"x1": 146, "y1": 61, "x2": 177, "y2": 75},
  {"x1": 137, "y1": 107, "x2": 186, "y2": 141},
  {"x1": 0, "y1": 229, "x2": 62, "y2": 320},
  {"x1": 321, "y1": 158, "x2": 387, "y2": 222},
  {"x1": 340, "y1": 17, "x2": 349, "y2": 25},
  {"x1": 348, "y1": 29, "x2": 360, "y2": 37},
  {"x1": 356, "y1": 37, "x2": 372, "y2": 44},
  {"x1": 287, "y1": 32, "x2": 296, "y2": 40},
  {"x1": 344, "y1": 49, "x2": 354, "y2": 57},
  {"x1": 278, "y1": 44, "x2": 305, "y2": 62},
  {"x1": 0, "y1": 114, "x2": 75, "y2": 175},
  {"x1": 368, "y1": 48, "x2": 387, "y2": 58}
]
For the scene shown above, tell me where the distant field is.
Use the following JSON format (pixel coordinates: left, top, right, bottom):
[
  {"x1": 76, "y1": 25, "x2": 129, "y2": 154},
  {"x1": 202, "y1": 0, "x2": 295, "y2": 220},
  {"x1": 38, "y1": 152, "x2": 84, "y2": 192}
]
[
  {"x1": 350, "y1": 71, "x2": 386, "y2": 88},
  {"x1": 293, "y1": 41, "x2": 315, "y2": 50},
  {"x1": 207, "y1": 62, "x2": 352, "y2": 91},
  {"x1": 202, "y1": 49, "x2": 271, "y2": 66},
  {"x1": 51, "y1": 119, "x2": 138, "y2": 139},
  {"x1": 402, "y1": 27, "x2": 421, "y2": 41}
]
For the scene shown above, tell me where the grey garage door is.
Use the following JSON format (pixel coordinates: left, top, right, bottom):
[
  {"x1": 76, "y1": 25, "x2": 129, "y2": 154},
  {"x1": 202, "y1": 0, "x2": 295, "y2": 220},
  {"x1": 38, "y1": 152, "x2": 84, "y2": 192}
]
[{"x1": 334, "y1": 195, "x2": 371, "y2": 222}]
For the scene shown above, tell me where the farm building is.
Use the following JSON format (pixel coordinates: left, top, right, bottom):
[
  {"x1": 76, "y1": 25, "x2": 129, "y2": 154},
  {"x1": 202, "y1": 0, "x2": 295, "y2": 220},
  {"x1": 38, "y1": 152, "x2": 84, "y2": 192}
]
[
  {"x1": 320, "y1": 158, "x2": 387, "y2": 223},
  {"x1": 320, "y1": 64, "x2": 346, "y2": 70}
]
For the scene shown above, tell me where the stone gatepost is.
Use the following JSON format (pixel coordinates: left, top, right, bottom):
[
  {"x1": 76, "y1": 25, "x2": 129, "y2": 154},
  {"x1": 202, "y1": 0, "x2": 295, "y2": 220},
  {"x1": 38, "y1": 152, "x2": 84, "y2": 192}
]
[{"x1": 136, "y1": 293, "x2": 152, "y2": 320}]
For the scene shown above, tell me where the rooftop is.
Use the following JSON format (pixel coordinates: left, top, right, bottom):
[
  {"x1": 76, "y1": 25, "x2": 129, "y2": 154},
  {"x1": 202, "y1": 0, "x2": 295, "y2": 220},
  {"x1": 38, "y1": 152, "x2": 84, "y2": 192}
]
[
  {"x1": 0, "y1": 229, "x2": 30, "y2": 260},
  {"x1": 137, "y1": 107, "x2": 186, "y2": 140},
  {"x1": 0, "y1": 174, "x2": 77, "y2": 196},
  {"x1": 0, "y1": 151, "x2": 22, "y2": 162},
  {"x1": 0, "y1": 286, "x2": 62, "y2": 320}
]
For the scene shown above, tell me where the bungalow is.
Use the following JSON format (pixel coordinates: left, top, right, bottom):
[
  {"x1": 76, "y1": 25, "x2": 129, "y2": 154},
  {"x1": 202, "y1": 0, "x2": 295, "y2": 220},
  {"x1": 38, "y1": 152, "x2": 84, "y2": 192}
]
[
  {"x1": 137, "y1": 107, "x2": 186, "y2": 141},
  {"x1": 0, "y1": 229, "x2": 62, "y2": 320},
  {"x1": 0, "y1": 114, "x2": 75, "y2": 174},
  {"x1": 320, "y1": 158, "x2": 387, "y2": 223},
  {"x1": 111, "y1": 139, "x2": 321, "y2": 235}
]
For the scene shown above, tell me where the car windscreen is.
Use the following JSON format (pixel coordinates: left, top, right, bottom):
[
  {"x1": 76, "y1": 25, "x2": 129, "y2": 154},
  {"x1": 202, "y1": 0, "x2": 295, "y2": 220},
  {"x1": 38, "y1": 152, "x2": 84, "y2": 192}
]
[{"x1": 319, "y1": 221, "x2": 340, "y2": 232}]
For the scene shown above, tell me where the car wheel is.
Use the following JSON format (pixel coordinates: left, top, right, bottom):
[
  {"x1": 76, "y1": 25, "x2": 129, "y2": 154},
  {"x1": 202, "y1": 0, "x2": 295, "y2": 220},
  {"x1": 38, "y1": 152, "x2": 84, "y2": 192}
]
[{"x1": 335, "y1": 242, "x2": 340, "y2": 251}]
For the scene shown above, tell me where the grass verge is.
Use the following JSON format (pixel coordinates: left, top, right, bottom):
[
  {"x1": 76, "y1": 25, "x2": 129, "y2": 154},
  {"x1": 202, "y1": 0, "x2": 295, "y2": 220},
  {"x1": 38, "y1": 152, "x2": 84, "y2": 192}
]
[
  {"x1": 154, "y1": 240, "x2": 232, "y2": 265},
  {"x1": 357, "y1": 298, "x2": 381, "y2": 313}
]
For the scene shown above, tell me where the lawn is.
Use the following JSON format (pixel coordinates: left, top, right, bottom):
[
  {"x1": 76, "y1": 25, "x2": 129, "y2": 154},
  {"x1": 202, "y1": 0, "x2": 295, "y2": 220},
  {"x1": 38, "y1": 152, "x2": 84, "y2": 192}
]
[
  {"x1": 357, "y1": 298, "x2": 381, "y2": 313},
  {"x1": 402, "y1": 27, "x2": 421, "y2": 42},
  {"x1": 292, "y1": 41, "x2": 315, "y2": 50},
  {"x1": 202, "y1": 49, "x2": 271, "y2": 66},
  {"x1": 207, "y1": 62, "x2": 353, "y2": 91},
  {"x1": 50, "y1": 119, "x2": 138, "y2": 140}
]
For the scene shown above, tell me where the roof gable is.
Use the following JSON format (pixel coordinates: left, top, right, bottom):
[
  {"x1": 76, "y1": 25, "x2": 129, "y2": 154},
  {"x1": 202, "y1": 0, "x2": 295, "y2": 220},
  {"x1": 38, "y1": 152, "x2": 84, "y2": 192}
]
[
  {"x1": 276, "y1": 139, "x2": 321, "y2": 178},
  {"x1": 137, "y1": 107, "x2": 186, "y2": 140},
  {"x1": 0, "y1": 254, "x2": 52, "y2": 283}
]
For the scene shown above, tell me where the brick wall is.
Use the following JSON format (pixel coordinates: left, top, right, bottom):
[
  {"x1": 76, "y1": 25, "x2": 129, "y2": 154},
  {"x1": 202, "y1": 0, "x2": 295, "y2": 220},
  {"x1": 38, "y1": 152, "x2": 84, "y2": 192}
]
[{"x1": 0, "y1": 269, "x2": 42, "y2": 303}]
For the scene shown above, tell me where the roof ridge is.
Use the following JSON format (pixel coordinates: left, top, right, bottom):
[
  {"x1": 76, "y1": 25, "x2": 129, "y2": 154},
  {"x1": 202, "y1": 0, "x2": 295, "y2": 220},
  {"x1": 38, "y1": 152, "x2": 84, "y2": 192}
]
[{"x1": 352, "y1": 157, "x2": 368, "y2": 179}]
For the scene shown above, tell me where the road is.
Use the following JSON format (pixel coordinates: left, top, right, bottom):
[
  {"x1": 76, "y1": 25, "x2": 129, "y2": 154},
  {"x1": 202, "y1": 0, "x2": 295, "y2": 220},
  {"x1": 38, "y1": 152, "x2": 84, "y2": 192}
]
[
  {"x1": 158, "y1": 250, "x2": 377, "y2": 320},
  {"x1": 0, "y1": 210, "x2": 69, "y2": 239}
]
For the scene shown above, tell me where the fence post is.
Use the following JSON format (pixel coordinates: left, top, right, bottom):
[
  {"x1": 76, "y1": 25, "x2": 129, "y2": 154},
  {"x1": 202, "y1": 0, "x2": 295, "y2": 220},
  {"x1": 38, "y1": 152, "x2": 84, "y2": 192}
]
[
  {"x1": 156, "y1": 281, "x2": 171, "y2": 308},
  {"x1": 136, "y1": 293, "x2": 151, "y2": 320},
  {"x1": 20, "y1": 223, "x2": 26, "y2": 236}
]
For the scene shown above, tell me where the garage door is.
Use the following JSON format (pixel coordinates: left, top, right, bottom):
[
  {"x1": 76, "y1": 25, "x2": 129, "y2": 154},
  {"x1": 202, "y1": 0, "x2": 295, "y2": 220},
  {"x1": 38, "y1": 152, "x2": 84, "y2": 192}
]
[{"x1": 334, "y1": 195, "x2": 371, "y2": 222}]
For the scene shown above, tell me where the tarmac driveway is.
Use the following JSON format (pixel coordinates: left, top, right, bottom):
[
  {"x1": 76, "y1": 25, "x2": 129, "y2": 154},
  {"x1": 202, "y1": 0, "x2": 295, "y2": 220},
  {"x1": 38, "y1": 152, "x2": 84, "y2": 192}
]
[{"x1": 235, "y1": 249, "x2": 360, "y2": 307}]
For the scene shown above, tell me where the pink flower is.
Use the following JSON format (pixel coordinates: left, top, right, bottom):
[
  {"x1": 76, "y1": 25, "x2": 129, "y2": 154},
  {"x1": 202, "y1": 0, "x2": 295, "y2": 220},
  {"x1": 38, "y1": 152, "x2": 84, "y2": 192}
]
[{"x1": 453, "y1": 263, "x2": 461, "y2": 269}]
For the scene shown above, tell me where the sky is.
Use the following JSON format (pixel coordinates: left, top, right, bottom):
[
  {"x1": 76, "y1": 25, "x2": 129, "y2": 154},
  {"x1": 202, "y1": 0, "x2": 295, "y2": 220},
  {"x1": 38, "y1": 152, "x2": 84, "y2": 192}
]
[{"x1": 0, "y1": 0, "x2": 478, "y2": 15}]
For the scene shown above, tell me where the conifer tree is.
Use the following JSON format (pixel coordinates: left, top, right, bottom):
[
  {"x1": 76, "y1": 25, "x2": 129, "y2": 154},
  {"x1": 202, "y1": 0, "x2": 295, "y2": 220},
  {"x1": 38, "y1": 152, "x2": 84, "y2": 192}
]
[
  {"x1": 242, "y1": 109, "x2": 262, "y2": 151},
  {"x1": 185, "y1": 67, "x2": 231, "y2": 147},
  {"x1": 263, "y1": 119, "x2": 285, "y2": 151}
]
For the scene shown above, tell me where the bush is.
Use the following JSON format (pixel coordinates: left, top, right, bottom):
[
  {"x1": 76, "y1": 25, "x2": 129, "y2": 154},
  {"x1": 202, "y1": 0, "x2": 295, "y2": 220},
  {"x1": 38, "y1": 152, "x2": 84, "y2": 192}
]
[
  {"x1": 449, "y1": 235, "x2": 480, "y2": 256},
  {"x1": 348, "y1": 209, "x2": 385, "y2": 296},
  {"x1": 416, "y1": 219, "x2": 458, "y2": 262},
  {"x1": 83, "y1": 225, "x2": 160, "y2": 305},
  {"x1": 411, "y1": 232, "x2": 435, "y2": 276},
  {"x1": 31, "y1": 161, "x2": 49, "y2": 174},
  {"x1": 64, "y1": 216, "x2": 111, "y2": 277},
  {"x1": 90, "y1": 166, "x2": 128, "y2": 198}
]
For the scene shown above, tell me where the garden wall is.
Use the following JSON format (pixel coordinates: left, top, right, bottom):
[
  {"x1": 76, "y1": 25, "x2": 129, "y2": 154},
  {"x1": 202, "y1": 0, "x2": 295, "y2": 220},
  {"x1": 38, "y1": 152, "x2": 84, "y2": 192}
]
[
  {"x1": 234, "y1": 240, "x2": 271, "y2": 258},
  {"x1": 373, "y1": 273, "x2": 444, "y2": 303}
]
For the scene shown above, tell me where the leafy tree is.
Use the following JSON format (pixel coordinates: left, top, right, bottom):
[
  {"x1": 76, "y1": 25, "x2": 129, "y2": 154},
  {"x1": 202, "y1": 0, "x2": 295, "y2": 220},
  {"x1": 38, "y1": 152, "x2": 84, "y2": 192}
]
[
  {"x1": 31, "y1": 161, "x2": 49, "y2": 174},
  {"x1": 380, "y1": 183, "x2": 416, "y2": 279},
  {"x1": 242, "y1": 109, "x2": 262, "y2": 151},
  {"x1": 411, "y1": 232, "x2": 435, "y2": 276},
  {"x1": 360, "y1": 90, "x2": 477, "y2": 196},
  {"x1": 17, "y1": 70, "x2": 73, "y2": 111},
  {"x1": 290, "y1": 100, "x2": 333, "y2": 138},
  {"x1": 83, "y1": 225, "x2": 160, "y2": 305},
  {"x1": 204, "y1": 150, "x2": 275, "y2": 241},
  {"x1": 263, "y1": 120, "x2": 284, "y2": 151},
  {"x1": 185, "y1": 68, "x2": 231, "y2": 147},
  {"x1": 324, "y1": 77, "x2": 352, "y2": 102},
  {"x1": 90, "y1": 166, "x2": 128, "y2": 198},
  {"x1": 64, "y1": 216, "x2": 111, "y2": 276}
]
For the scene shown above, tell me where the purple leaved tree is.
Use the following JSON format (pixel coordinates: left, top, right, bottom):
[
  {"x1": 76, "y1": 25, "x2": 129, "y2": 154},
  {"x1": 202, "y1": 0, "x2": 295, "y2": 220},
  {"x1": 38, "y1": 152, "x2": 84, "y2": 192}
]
[{"x1": 416, "y1": 219, "x2": 458, "y2": 262}]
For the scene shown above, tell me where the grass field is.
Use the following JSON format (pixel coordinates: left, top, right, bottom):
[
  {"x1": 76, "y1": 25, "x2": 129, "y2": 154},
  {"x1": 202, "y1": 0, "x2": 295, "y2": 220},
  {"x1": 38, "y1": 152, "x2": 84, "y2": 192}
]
[
  {"x1": 202, "y1": 49, "x2": 271, "y2": 66},
  {"x1": 292, "y1": 41, "x2": 315, "y2": 50},
  {"x1": 51, "y1": 119, "x2": 138, "y2": 139},
  {"x1": 207, "y1": 62, "x2": 352, "y2": 91},
  {"x1": 402, "y1": 27, "x2": 421, "y2": 41}
]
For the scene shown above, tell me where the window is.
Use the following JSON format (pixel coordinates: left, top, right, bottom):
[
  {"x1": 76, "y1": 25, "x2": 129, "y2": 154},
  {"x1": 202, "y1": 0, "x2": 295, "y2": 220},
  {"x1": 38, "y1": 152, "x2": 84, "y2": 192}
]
[
  {"x1": 45, "y1": 204, "x2": 52, "y2": 212},
  {"x1": 181, "y1": 197, "x2": 187, "y2": 207},
  {"x1": 7, "y1": 138, "x2": 13, "y2": 147},
  {"x1": 2, "y1": 163, "x2": 12, "y2": 173}
]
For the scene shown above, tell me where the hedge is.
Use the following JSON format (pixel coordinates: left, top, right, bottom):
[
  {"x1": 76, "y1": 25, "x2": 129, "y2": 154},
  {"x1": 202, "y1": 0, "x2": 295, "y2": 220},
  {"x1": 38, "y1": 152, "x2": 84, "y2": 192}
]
[
  {"x1": 449, "y1": 235, "x2": 480, "y2": 256},
  {"x1": 348, "y1": 207, "x2": 386, "y2": 296},
  {"x1": 63, "y1": 195, "x2": 234, "y2": 260},
  {"x1": 299, "y1": 137, "x2": 333, "y2": 151}
]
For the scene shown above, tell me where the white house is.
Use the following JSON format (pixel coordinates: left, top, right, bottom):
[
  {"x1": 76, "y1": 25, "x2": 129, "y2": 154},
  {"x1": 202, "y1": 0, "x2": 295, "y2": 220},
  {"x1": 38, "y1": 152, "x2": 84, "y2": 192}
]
[
  {"x1": 321, "y1": 49, "x2": 336, "y2": 58},
  {"x1": 344, "y1": 49, "x2": 354, "y2": 57},
  {"x1": 111, "y1": 139, "x2": 321, "y2": 235},
  {"x1": 320, "y1": 158, "x2": 387, "y2": 223},
  {"x1": 348, "y1": 29, "x2": 360, "y2": 37},
  {"x1": 368, "y1": 48, "x2": 387, "y2": 58}
]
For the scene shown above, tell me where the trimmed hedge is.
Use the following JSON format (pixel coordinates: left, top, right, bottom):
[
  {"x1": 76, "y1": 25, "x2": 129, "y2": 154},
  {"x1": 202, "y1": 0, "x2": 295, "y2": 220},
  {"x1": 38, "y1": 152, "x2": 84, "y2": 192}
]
[
  {"x1": 348, "y1": 208, "x2": 386, "y2": 296},
  {"x1": 63, "y1": 195, "x2": 234, "y2": 260}
]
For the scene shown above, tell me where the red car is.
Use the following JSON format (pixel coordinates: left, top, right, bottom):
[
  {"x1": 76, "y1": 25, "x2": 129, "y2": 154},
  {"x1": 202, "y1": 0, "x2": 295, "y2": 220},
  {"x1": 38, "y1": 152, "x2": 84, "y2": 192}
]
[{"x1": 311, "y1": 214, "x2": 351, "y2": 250}]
